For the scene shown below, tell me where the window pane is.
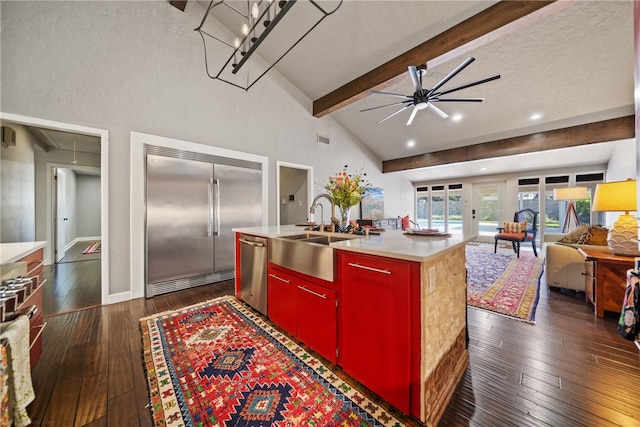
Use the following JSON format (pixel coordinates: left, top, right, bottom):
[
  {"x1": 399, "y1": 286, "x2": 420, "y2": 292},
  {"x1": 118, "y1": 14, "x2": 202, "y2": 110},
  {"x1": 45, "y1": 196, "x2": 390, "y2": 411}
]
[
  {"x1": 431, "y1": 188, "x2": 445, "y2": 230},
  {"x1": 448, "y1": 189, "x2": 463, "y2": 235}
]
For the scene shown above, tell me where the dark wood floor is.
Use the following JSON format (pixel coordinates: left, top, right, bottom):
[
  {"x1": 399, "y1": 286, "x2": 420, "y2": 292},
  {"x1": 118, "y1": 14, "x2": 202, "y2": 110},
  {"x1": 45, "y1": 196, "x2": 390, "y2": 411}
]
[
  {"x1": 42, "y1": 256, "x2": 101, "y2": 316},
  {"x1": 28, "y1": 273, "x2": 640, "y2": 426}
]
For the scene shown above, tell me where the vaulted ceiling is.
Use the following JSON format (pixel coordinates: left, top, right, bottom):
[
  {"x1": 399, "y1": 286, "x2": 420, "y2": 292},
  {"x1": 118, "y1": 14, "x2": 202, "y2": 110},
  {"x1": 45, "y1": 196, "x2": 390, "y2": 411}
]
[{"x1": 189, "y1": 0, "x2": 635, "y2": 182}]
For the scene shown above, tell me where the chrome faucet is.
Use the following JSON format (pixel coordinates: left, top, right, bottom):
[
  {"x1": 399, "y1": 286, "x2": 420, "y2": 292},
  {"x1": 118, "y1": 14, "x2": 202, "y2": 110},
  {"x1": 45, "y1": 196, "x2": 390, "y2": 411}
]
[{"x1": 309, "y1": 193, "x2": 336, "y2": 232}]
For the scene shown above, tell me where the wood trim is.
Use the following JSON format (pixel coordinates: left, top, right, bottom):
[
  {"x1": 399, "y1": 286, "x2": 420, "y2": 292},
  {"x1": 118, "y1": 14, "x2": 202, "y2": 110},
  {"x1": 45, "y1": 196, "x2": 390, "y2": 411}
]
[
  {"x1": 382, "y1": 115, "x2": 635, "y2": 173},
  {"x1": 170, "y1": 1, "x2": 188, "y2": 12},
  {"x1": 312, "y1": 1, "x2": 559, "y2": 118}
]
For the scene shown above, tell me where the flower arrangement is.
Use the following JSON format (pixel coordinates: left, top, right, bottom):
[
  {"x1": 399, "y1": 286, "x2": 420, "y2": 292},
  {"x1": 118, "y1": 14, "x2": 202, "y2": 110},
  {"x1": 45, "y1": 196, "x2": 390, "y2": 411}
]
[{"x1": 325, "y1": 165, "x2": 371, "y2": 228}]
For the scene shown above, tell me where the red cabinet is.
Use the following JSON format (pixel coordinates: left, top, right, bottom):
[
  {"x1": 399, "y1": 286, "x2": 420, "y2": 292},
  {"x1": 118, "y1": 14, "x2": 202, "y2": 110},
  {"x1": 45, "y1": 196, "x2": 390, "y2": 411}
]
[
  {"x1": 296, "y1": 280, "x2": 336, "y2": 362},
  {"x1": 267, "y1": 263, "x2": 337, "y2": 363},
  {"x1": 338, "y1": 251, "x2": 419, "y2": 414},
  {"x1": 267, "y1": 266, "x2": 297, "y2": 337}
]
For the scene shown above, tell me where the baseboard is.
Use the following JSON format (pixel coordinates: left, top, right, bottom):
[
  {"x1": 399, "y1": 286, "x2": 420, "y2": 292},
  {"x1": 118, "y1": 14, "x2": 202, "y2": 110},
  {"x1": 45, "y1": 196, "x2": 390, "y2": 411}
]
[
  {"x1": 65, "y1": 236, "x2": 102, "y2": 252},
  {"x1": 108, "y1": 291, "x2": 132, "y2": 305}
]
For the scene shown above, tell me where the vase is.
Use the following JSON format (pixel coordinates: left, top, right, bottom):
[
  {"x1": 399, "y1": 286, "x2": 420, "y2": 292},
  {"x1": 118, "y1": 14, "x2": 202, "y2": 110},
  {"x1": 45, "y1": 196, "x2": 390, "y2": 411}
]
[{"x1": 339, "y1": 206, "x2": 351, "y2": 230}]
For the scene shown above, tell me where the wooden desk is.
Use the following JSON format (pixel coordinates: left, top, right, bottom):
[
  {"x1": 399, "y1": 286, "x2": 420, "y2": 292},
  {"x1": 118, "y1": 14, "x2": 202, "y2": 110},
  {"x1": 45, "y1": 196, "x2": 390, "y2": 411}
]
[{"x1": 578, "y1": 248, "x2": 633, "y2": 318}]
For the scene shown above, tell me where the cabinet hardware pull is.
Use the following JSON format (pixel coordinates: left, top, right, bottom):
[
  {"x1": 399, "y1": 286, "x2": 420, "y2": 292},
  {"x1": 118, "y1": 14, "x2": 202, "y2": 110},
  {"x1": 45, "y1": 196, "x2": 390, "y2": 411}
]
[
  {"x1": 347, "y1": 262, "x2": 392, "y2": 275},
  {"x1": 268, "y1": 273, "x2": 290, "y2": 283},
  {"x1": 298, "y1": 285, "x2": 327, "y2": 299}
]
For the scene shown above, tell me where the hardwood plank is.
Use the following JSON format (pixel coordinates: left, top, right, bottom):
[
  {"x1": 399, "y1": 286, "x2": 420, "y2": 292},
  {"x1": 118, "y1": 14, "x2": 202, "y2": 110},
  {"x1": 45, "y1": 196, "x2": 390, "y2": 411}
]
[
  {"x1": 74, "y1": 343, "x2": 108, "y2": 426},
  {"x1": 313, "y1": 1, "x2": 561, "y2": 117},
  {"x1": 383, "y1": 115, "x2": 635, "y2": 173},
  {"x1": 41, "y1": 343, "x2": 88, "y2": 426},
  {"x1": 108, "y1": 389, "x2": 143, "y2": 427}
]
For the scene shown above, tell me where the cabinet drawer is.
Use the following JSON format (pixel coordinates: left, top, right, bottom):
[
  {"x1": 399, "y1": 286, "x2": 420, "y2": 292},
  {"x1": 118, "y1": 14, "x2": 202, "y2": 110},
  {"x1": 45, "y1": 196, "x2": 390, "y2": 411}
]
[{"x1": 20, "y1": 248, "x2": 44, "y2": 281}]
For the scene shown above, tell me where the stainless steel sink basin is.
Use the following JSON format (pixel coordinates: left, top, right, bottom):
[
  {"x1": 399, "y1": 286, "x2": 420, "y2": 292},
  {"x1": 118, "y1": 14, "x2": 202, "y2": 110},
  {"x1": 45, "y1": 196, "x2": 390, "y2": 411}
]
[{"x1": 268, "y1": 233, "x2": 361, "y2": 282}]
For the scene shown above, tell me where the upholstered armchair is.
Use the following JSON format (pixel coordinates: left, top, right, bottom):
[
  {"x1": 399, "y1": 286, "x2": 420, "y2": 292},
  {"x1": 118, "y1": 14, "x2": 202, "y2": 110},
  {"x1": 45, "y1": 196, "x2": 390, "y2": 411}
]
[{"x1": 494, "y1": 209, "x2": 539, "y2": 258}]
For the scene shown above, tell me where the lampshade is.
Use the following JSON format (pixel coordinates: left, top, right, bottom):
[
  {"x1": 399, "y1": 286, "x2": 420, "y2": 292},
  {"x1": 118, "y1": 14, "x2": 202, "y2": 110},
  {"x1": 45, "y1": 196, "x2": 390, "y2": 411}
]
[
  {"x1": 553, "y1": 186, "x2": 588, "y2": 201},
  {"x1": 591, "y1": 179, "x2": 637, "y2": 213},
  {"x1": 591, "y1": 179, "x2": 639, "y2": 256}
]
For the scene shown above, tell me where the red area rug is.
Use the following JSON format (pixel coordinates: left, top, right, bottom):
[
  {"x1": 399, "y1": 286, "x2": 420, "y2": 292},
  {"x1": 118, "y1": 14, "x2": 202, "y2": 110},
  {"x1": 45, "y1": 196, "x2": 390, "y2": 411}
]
[
  {"x1": 139, "y1": 296, "x2": 405, "y2": 426},
  {"x1": 82, "y1": 242, "x2": 101, "y2": 254},
  {"x1": 465, "y1": 244, "x2": 543, "y2": 323}
]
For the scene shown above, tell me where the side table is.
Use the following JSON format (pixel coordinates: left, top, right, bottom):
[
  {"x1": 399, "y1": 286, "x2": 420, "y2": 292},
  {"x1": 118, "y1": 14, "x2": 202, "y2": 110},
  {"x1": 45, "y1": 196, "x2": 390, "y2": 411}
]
[{"x1": 578, "y1": 248, "x2": 634, "y2": 318}]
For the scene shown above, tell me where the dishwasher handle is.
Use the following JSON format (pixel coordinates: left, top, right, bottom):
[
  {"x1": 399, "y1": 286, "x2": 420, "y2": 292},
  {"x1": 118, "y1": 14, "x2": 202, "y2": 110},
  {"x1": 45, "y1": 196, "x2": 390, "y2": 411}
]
[{"x1": 239, "y1": 238, "x2": 266, "y2": 248}]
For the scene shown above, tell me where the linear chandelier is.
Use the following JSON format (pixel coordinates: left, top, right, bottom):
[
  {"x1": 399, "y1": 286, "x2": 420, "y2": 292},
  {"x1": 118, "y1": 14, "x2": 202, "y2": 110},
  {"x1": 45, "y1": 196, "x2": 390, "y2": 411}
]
[{"x1": 195, "y1": 0, "x2": 343, "y2": 91}]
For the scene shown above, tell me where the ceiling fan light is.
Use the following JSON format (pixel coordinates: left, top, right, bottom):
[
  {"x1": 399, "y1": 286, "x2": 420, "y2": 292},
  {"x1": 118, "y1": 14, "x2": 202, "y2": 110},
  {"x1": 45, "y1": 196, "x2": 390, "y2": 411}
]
[{"x1": 416, "y1": 102, "x2": 428, "y2": 110}]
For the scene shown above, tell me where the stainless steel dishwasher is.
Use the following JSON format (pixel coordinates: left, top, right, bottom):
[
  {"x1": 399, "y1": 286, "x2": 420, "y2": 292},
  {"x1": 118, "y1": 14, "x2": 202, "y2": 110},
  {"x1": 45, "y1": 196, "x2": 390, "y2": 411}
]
[{"x1": 239, "y1": 234, "x2": 268, "y2": 315}]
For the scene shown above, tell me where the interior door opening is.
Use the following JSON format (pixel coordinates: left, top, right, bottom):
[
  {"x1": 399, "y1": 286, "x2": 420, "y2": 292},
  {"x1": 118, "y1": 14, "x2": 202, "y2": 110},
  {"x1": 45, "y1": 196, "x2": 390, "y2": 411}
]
[{"x1": 277, "y1": 162, "x2": 313, "y2": 226}]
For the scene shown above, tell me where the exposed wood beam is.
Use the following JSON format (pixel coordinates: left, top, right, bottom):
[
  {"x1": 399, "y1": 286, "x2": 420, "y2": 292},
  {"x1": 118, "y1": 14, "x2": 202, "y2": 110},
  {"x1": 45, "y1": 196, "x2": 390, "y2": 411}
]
[
  {"x1": 382, "y1": 115, "x2": 635, "y2": 173},
  {"x1": 170, "y1": 1, "x2": 188, "y2": 12},
  {"x1": 313, "y1": 0, "x2": 564, "y2": 118}
]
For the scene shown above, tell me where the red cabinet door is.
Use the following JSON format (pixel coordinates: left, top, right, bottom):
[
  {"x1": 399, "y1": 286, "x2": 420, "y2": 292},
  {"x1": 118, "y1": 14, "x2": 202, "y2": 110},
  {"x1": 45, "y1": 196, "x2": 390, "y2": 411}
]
[
  {"x1": 297, "y1": 281, "x2": 337, "y2": 363},
  {"x1": 338, "y1": 251, "x2": 412, "y2": 414},
  {"x1": 267, "y1": 266, "x2": 297, "y2": 337}
]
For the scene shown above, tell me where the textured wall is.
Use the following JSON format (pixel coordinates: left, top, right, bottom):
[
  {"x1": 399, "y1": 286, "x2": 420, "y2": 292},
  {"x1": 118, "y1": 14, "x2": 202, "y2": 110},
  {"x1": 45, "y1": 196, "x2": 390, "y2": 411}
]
[
  {"x1": 0, "y1": 1, "x2": 414, "y2": 297},
  {"x1": 0, "y1": 124, "x2": 35, "y2": 242}
]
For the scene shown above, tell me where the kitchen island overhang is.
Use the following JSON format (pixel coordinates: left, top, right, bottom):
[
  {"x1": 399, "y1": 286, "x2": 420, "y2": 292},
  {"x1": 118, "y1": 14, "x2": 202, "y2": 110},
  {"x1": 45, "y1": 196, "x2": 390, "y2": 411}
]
[{"x1": 233, "y1": 226, "x2": 474, "y2": 426}]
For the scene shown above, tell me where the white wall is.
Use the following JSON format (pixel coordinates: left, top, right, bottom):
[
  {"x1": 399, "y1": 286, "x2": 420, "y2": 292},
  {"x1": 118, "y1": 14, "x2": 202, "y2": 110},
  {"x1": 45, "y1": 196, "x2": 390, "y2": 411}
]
[
  {"x1": 0, "y1": 1, "x2": 413, "y2": 297},
  {"x1": 76, "y1": 174, "x2": 101, "y2": 237},
  {"x1": 0, "y1": 124, "x2": 36, "y2": 242},
  {"x1": 603, "y1": 138, "x2": 636, "y2": 226}
]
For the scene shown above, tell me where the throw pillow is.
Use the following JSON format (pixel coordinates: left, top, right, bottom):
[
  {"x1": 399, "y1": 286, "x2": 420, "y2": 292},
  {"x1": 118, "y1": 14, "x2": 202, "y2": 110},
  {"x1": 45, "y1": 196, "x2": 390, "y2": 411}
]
[
  {"x1": 401, "y1": 215, "x2": 410, "y2": 229},
  {"x1": 577, "y1": 225, "x2": 609, "y2": 246},
  {"x1": 559, "y1": 224, "x2": 589, "y2": 243},
  {"x1": 502, "y1": 221, "x2": 526, "y2": 233}
]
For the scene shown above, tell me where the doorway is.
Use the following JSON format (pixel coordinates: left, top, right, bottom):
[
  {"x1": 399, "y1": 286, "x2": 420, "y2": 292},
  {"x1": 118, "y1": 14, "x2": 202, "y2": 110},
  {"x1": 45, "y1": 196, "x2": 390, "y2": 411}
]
[
  {"x1": 277, "y1": 161, "x2": 313, "y2": 226},
  {"x1": 0, "y1": 112, "x2": 109, "y2": 308}
]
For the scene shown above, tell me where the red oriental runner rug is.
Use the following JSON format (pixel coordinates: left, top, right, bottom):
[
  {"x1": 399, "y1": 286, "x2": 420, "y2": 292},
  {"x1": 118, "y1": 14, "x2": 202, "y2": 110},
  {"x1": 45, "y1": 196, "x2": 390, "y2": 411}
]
[
  {"x1": 139, "y1": 296, "x2": 406, "y2": 426},
  {"x1": 465, "y1": 244, "x2": 543, "y2": 324}
]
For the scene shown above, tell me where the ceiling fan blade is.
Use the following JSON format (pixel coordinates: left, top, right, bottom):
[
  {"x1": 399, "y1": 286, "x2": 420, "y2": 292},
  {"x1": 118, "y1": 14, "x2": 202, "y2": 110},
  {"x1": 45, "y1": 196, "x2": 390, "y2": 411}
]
[
  {"x1": 360, "y1": 100, "x2": 412, "y2": 112},
  {"x1": 431, "y1": 98, "x2": 484, "y2": 102},
  {"x1": 408, "y1": 66, "x2": 422, "y2": 93},
  {"x1": 435, "y1": 75, "x2": 501, "y2": 97},
  {"x1": 370, "y1": 90, "x2": 413, "y2": 99},
  {"x1": 427, "y1": 57, "x2": 475, "y2": 96},
  {"x1": 406, "y1": 105, "x2": 419, "y2": 126},
  {"x1": 426, "y1": 103, "x2": 449, "y2": 119},
  {"x1": 376, "y1": 104, "x2": 413, "y2": 125}
]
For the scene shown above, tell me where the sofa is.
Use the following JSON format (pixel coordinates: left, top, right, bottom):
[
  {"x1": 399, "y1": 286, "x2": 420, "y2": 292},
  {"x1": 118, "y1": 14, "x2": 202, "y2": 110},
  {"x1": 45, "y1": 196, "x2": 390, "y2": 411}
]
[{"x1": 543, "y1": 224, "x2": 610, "y2": 291}]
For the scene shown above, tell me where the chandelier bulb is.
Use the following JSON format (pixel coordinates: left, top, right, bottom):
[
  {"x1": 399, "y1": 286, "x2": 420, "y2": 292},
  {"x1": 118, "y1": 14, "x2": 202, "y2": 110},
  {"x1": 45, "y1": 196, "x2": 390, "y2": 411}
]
[
  {"x1": 233, "y1": 38, "x2": 241, "y2": 49},
  {"x1": 251, "y1": 3, "x2": 259, "y2": 19},
  {"x1": 242, "y1": 23, "x2": 249, "y2": 36}
]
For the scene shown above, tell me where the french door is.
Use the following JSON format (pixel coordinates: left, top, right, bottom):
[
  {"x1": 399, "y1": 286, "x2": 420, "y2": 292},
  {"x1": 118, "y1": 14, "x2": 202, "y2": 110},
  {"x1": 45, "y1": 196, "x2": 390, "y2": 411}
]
[{"x1": 472, "y1": 182, "x2": 505, "y2": 239}]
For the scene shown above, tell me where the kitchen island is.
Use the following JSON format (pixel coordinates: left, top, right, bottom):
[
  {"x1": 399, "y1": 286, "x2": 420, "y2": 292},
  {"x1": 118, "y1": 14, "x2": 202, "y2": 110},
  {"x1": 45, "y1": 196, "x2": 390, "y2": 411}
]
[{"x1": 233, "y1": 226, "x2": 473, "y2": 426}]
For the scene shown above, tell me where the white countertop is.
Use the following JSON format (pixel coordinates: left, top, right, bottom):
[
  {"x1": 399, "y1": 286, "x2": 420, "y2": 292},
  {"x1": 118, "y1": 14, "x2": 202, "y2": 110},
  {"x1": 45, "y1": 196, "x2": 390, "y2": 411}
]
[
  {"x1": 0, "y1": 241, "x2": 47, "y2": 264},
  {"x1": 233, "y1": 226, "x2": 475, "y2": 262}
]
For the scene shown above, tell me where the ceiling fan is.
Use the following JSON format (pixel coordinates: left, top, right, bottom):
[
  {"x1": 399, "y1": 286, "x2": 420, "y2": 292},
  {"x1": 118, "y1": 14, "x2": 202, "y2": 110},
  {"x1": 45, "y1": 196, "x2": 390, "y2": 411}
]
[{"x1": 361, "y1": 57, "x2": 500, "y2": 126}]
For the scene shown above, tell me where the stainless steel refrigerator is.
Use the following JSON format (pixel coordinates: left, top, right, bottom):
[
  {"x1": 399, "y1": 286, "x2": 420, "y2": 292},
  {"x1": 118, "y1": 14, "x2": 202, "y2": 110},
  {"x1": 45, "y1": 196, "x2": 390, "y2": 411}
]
[{"x1": 145, "y1": 146, "x2": 262, "y2": 297}]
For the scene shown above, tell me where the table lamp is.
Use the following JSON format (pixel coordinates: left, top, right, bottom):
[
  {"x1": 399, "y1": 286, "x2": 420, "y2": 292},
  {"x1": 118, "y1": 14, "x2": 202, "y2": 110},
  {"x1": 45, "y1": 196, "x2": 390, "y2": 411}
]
[
  {"x1": 554, "y1": 187, "x2": 588, "y2": 233},
  {"x1": 591, "y1": 178, "x2": 639, "y2": 256}
]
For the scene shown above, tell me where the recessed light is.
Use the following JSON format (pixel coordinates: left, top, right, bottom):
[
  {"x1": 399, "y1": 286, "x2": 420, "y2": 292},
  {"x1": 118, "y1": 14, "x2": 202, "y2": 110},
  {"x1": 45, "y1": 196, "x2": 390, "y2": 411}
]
[
  {"x1": 407, "y1": 140, "x2": 416, "y2": 148},
  {"x1": 530, "y1": 113, "x2": 542, "y2": 120},
  {"x1": 480, "y1": 167, "x2": 487, "y2": 171},
  {"x1": 451, "y1": 113, "x2": 463, "y2": 122}
]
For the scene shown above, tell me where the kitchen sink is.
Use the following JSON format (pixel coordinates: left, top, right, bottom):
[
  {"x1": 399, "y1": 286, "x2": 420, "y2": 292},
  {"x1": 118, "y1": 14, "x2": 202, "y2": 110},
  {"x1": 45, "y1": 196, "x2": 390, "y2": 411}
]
[{"x1": 269, "y1": 233, "x2": 361, "y2": 282}]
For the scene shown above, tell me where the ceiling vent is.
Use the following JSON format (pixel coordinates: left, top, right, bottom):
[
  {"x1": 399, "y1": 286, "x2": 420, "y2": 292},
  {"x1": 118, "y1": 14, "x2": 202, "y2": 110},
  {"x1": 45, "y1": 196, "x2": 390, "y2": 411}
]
[
  {"x1": 1, "y1": 126, "x2": 16, "y2": 148},
  {"x1": 317, "y1": 134, "x2": 330, "y2": 145}
]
